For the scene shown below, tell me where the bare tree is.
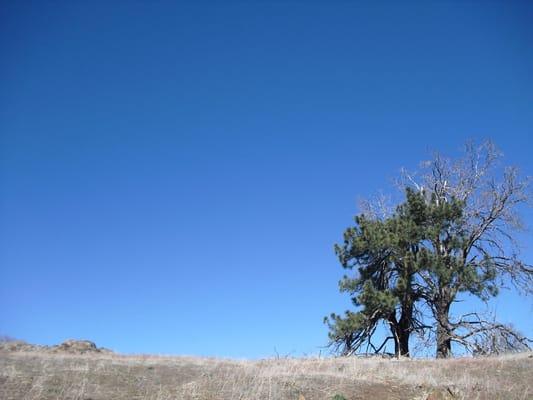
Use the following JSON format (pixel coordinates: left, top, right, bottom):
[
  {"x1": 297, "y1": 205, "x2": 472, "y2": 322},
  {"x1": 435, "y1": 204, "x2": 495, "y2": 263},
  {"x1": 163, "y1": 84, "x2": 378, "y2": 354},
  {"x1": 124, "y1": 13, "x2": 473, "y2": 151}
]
[{"x1": 399, "y1": 140, "x2": 532, "y2": 357}]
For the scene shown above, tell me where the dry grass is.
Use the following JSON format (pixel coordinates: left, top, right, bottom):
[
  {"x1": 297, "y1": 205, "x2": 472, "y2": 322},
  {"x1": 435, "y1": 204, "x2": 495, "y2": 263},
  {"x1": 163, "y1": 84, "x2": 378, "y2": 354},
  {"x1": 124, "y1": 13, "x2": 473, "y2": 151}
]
[{"x1": 0, "y1": 348, "x2": 531, "y2": 400}]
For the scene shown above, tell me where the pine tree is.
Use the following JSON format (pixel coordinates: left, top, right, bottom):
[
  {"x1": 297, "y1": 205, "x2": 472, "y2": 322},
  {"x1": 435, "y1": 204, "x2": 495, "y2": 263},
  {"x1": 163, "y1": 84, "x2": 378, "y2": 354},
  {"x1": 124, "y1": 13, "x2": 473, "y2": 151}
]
[{"x1": 326, "y1": 189, "x2": 431, "y2": 357}]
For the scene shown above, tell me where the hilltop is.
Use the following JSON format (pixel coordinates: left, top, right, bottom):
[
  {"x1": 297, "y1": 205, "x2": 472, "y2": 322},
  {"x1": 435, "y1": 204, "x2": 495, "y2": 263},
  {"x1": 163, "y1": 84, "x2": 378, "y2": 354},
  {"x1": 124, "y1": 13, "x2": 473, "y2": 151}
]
[{"x1": 0, "y1": 340, "x2": 531, "y2": 400}]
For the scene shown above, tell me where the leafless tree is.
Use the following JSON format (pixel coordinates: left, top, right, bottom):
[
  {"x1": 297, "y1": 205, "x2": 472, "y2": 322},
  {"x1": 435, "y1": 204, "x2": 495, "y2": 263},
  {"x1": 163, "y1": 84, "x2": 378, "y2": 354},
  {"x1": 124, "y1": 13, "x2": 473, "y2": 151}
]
[{"x1": 399, "y1": 140, "x2": 532, "y2": 357}]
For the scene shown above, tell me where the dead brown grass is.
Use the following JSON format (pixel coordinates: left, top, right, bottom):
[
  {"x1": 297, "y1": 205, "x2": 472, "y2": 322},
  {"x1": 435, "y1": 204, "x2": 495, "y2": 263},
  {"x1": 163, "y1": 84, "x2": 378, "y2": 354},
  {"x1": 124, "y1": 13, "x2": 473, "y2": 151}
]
[{"x1": 0, "y1": 348, "x2": 531, "y2": 400}]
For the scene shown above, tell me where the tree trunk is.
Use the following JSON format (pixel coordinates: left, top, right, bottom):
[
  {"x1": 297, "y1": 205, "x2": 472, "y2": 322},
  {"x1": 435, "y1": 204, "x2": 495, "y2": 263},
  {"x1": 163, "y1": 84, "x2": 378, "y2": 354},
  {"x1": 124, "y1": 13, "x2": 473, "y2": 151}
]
[
  {"x1": 391, "y1": 303, "x2": 412, "y2": 358},
  {"x1": 397, "y1": 305, "x2": 412, "y2": 357},
  {"x1": 435, "y1": 298, "x2": 452, "y2": 358},
  {"x1": 398, "y1": 329, "x2": 410, "y2": 357},
  {"x1": 391, "y1": 325, "x2": 410, "y2": 357}
]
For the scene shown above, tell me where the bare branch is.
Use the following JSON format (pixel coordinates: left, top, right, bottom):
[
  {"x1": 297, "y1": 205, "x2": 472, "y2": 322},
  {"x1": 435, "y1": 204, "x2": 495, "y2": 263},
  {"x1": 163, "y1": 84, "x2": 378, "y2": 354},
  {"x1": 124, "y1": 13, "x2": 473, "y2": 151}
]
[{"x1": 449, "y1": 311, "x2": 532, "y2": 355}]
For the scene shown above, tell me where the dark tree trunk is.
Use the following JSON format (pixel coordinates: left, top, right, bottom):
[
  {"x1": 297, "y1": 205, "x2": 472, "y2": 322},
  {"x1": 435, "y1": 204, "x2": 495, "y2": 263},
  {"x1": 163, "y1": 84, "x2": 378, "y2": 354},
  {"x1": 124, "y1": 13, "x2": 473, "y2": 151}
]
[
  {"x1": 398, "y1": 329, "x2": 410, "y2": 357},
  {"x1": 435, "y1": 297, "x2": 452, "y2": 358},
  {"x1": 397, "y1": 303, "x2": 413, "y2": 357},
  {"x1": 390, "y1": 299, "x2": 413, "y2": 358},
  {"x1": 391, "y1": 324, "x2": 410, "y2": 357}
]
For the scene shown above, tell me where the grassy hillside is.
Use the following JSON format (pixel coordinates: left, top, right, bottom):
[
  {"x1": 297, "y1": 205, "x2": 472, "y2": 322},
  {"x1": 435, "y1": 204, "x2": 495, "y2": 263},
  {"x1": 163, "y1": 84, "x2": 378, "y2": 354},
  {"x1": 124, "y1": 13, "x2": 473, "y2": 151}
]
[{"x1": 0, "y1": 340, "x2": 531, "y2": 400}]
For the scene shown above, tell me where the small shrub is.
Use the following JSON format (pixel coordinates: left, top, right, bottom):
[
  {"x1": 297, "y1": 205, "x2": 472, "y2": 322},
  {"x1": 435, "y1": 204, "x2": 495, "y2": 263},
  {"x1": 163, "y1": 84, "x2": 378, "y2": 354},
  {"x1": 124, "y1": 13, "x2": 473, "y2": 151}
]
[{"x1": 332, "y1": 395, "x2": 347, "y2": 400}]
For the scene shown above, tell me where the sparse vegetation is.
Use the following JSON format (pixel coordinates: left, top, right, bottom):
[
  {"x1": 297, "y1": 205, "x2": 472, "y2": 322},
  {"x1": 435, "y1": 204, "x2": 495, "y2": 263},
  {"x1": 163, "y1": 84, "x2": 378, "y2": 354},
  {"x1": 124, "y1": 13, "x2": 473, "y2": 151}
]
[
  {"x1": 332, "y1": 395, "x2": 347, "y2": 400},
  {"x1": 0, "y1": 341, "x2": 532, "y2": 399}
]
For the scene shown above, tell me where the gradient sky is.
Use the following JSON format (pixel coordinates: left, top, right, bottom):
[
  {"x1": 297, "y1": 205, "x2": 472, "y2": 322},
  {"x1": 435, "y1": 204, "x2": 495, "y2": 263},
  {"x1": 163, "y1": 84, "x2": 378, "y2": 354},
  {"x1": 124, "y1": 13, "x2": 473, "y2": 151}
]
[{"x1": 1, "y1": 1, "x2": 532, "y2": 358}]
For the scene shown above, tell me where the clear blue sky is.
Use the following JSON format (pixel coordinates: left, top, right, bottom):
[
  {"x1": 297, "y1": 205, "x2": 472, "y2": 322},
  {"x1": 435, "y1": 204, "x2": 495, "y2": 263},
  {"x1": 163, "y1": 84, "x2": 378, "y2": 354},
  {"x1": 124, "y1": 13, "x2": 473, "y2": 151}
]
[{"x1": 1, "y1": 1, "x2": 532, "y2": 358}]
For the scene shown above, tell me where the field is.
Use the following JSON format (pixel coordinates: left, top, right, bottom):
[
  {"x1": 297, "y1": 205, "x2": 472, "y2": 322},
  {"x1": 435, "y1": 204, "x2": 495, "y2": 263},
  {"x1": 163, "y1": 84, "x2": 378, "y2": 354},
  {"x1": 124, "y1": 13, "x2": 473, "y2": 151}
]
[{"x1": 0, "y1": 341, "x2": 531, "y2": 400}]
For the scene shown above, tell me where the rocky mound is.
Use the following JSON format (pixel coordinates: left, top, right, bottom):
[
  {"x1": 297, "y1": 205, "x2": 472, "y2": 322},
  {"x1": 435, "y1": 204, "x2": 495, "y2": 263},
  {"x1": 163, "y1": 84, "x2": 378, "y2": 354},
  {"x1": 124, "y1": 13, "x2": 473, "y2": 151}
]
[
  {"x1": 0, "y1": 339, "x2": 37, "y2": 353},
  {"x1": 52, "y1": 339, "x2": 101, "y2": 354},
  {"x1": 0, "y1": 339, "x2": 111, "y2": 354}
]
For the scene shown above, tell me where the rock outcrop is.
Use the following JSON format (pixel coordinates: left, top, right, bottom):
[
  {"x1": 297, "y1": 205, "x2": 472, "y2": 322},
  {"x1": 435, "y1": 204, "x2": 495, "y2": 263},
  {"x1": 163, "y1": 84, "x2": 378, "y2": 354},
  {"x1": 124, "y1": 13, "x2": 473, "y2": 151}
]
[{"x1": 0, "y1": 338, "x2": 112, "y2": 354}]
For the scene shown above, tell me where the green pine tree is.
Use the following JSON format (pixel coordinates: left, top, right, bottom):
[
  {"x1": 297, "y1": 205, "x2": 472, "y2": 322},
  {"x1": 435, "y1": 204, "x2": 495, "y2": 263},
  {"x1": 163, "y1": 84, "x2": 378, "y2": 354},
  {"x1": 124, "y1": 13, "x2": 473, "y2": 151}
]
[{"x1": 326, "y1": 189, "x2": 430, "y2": 357}]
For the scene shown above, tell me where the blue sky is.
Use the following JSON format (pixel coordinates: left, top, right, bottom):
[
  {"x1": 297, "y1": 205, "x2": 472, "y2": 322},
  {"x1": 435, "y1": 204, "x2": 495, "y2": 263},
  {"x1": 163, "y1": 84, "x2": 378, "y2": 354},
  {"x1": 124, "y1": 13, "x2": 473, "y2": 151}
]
[{"x1": 1, "y1": 1, "x2": 532, "y2": 358}]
